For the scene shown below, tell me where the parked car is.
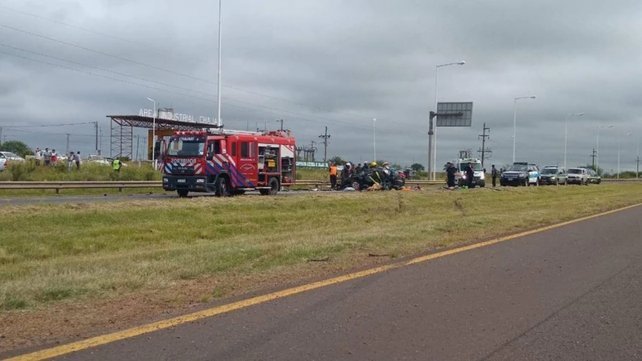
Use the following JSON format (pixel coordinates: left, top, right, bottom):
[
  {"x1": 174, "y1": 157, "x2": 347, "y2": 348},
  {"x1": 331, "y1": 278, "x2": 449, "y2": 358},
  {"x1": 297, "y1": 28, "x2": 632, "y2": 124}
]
[
  {"x1": 587, "y1": 168, "x2": 602, "y2": 184},
  {"x1": 567, "y1": 167, "x2": 589, "y2": 185},
  {"x1": 500, "y1": 162, "x2": 539, "y2": 186},
  {"x1": 539, "y1": 166, "x2": 567, "y2": 185},
  {"x1": 0, "y1": 151, "x2": 25, "y2": 171},
  {"x1": 86, "y1": 155, "x2": 112, "y2": 166},
  {"x1": 86, "y1": 155, "x2": 127, "y2": 167}
]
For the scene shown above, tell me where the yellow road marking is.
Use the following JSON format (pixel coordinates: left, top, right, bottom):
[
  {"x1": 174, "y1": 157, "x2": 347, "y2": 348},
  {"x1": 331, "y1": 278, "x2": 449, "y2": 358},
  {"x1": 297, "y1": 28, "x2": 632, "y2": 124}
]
[{"x1": 7, "y1": 203, "x2": 641, "y2": 361}]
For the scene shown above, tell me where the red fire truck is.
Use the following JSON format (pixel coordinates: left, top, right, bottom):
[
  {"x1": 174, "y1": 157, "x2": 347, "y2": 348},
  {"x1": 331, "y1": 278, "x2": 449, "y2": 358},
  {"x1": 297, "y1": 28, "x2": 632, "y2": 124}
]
[{"x1": 162, "y1": 129, "x2": 296, "y2": 197}]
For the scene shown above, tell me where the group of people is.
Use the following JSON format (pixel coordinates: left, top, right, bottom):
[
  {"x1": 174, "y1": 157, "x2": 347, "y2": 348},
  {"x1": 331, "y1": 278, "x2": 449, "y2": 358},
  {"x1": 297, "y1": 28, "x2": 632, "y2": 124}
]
[
  {"x1": 34, "y1": 147, "x2": 58, "y2": 166},
  {"x1": 329, "y1": 161, "x2": 405, "y2": 191},
  {"x1": 445, "y1": 162, "x2": 502, "y2": 189},
  {"x1": 34, "y1": 147, "x2": 82, "y2": 170},
  {"x1": 445, "y1": 162, "x2": 473, "y2": 189}
]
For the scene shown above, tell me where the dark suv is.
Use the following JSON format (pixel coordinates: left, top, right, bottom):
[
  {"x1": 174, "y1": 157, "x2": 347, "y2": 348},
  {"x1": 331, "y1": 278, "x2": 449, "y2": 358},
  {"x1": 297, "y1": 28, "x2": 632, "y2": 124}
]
[{"x1": 500, "y1": 162, "x2": 539, "y2": 186}]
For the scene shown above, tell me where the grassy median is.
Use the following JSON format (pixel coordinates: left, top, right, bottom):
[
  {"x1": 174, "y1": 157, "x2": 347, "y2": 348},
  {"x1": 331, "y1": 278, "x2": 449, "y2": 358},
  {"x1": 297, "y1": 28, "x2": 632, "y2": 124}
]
[{"x1": 1, "y1": 184, "x2": 641, "y2": 312}]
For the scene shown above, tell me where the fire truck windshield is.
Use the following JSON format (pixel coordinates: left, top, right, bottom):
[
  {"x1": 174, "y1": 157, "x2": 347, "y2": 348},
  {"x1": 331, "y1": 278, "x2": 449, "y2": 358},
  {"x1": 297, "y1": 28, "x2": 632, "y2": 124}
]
[{"x1": 167, "y1": 137, "x2": 205, "y2": 157}]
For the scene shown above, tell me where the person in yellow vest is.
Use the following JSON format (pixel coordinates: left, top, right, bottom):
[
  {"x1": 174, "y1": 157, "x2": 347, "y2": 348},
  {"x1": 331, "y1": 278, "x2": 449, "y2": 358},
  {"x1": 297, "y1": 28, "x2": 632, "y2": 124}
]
[
  {"x1": 328, "y1": 161, "x2": 338, "y2": 190},
  {"x1": 112, "y1": 158, "x2": 122, "y2": 173}
]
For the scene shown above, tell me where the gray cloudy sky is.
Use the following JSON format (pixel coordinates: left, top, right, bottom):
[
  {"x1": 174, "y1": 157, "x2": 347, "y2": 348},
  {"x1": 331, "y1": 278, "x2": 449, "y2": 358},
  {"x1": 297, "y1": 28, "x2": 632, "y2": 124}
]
[{"x1": 1, "y1": 0, "x2": 641, "y2": 172}]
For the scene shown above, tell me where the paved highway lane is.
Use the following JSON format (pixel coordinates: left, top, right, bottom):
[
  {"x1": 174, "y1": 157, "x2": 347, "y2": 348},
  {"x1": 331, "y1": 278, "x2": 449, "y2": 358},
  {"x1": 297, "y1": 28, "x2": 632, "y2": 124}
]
[{"x1": 24, "y1": 205, "x2": 642, "y2": 361}]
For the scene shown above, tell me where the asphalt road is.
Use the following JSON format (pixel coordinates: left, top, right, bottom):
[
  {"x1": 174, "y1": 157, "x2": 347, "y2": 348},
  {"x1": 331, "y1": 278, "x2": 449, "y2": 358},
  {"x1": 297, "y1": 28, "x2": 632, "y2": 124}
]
[{"x1": 29, "y1": 205, "x2": 642, "y2": 360}]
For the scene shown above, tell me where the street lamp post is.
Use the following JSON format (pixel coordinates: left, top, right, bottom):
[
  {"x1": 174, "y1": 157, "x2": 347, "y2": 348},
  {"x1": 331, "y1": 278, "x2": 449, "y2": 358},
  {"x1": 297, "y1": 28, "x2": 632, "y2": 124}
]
[
  {"x1": 146, "y1": 97, "x2": 156, "y2": 169},
  {"x1": 216, "y1": 0, "x2": 223, "y2": 127},
  {"x1": 512, "y1": 96, "x2": 536, "y2": 163},
  {"x1": 429, "y1": 60, "x2": 465, "y2": 180},
  {"x1": 596, "y1": 124, "x2": 614, "y2": 175},
  {"x1": 373, "y1": 118, "x2": 376, "y2": 162},
  {"x1": 635, "y1": 137, "x2": 640, "y2": 179},
  {"x1": 617, "y1": 131, "x2": 632, "y2": 179},
  {"x1": 564, "y1": 112, "x2": 584, "y2": 170}
]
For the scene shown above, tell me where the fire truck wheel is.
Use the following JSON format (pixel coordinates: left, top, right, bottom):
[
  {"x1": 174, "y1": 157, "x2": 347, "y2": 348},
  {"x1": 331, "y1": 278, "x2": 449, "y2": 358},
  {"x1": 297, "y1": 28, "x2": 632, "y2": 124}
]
[
  {"x1": 177, "y1": 189, "x2": 189, "y2": 197},
  {"x1": 215, "y1": 177, "x2": 231, "y2": 197},
  {"x1": 262, "y1": 177, "x2": 279, "y2": 196}
]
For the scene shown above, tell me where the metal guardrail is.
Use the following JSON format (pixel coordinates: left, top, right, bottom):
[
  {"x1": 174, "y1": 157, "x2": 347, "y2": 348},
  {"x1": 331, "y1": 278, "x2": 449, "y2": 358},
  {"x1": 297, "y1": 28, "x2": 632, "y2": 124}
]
[
  {"x1": 0, "y1": 178, "x2": 638, "y2": 193},
  {"x1": 295, "y1": 180, "x2": 443, "y2": 186},
  {"x1": 0, "y1": 181, "x2": 159, "y2": 193}
]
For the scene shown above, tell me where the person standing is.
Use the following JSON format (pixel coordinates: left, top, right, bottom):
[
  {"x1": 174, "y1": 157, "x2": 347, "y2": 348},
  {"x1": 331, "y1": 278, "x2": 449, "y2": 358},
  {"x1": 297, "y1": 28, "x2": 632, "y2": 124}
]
[
  {"x1": 328, "y1": 161, "x2": 337, "y2": 190},
  {"x1": 74, "y1": 151, "x2": 81, "y2": 170},
  {"x1": 491, "y1": 164, "x2": 498, "y2": 187},
  {"x1": 51, "y1": 149, "x2": 58, "y2": 164},
  {"x1": 67, "y1": 152, "x2": 75, "y2": 172},
  {"x1": 466, "y1": 162, "x2": 475, "y2": 188},
  {"x1": 34, "y1": 147, "x2": 42, "y2": 166},
  {"x1": 112, "y1": 158, "x2": 122, "y2": 173},
  {"x1": 43, "y1": 148, "x2": 51, "y2": 166},
  {"x1": 446, "y1": 162, "x2": 457, "y2": 189}
]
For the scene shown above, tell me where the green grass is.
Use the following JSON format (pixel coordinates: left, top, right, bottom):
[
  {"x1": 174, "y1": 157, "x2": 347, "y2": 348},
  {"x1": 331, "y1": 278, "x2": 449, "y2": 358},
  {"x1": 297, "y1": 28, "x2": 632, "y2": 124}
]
[
  {"x1": 1, "y1": 184, "x2": 641, "y2": 311},
  {"x1": 0, "y1": 161, "x2": 160, "y2": 182}
]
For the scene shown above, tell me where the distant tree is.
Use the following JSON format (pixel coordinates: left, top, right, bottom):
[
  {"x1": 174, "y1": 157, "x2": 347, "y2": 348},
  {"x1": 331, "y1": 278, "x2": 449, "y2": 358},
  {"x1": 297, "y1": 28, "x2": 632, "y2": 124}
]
[
  {"x1": 0, "y1": 140, "x2": 33, "y2": 157},
  {"x1": 410, "y1": 163, "x2": 424, "y2": 172},
  {"x1": 329, "y1": 156, "x2": 346, "y2": 165}
]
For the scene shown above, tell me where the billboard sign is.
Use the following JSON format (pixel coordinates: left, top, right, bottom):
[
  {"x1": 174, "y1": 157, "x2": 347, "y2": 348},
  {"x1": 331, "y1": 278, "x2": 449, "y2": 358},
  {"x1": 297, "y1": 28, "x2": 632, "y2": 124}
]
[{"x1": 436, "y1": 102, "x2": 473, "y2": 127}]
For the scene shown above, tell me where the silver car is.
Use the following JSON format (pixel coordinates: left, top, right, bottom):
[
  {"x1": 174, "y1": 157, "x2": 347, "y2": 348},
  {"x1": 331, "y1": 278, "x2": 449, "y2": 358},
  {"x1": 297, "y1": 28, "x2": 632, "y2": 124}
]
[
  {"x1": 539, "y1": 166, "x2": 567, "y2": 185},
  {"x1": 0, "y1": 151, "x2": 25, "y2": 171},
  {"x1": 567, "y1": 167, "x2": 589, "y2": 185}
]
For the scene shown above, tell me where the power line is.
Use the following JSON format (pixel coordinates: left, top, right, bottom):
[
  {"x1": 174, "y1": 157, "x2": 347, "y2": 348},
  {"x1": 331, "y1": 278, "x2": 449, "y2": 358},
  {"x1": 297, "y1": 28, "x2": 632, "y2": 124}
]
[
  {"x1": 0, "y1": 47, "x2": 375, "y2": 133},
  {"x1": 0, "y1": 23, "x2": 212, "y2": 85},
  {"x1": 3, "y1": 121, "x2": 96, "y2": 128},
  {"x1": 0, "y1": 42, "x2": 216, "y2": 100},
  {"x1": 0, "y1": 25, "x2": 399, "y2": 134},
  {"x1": 0, "y1": 4, "x2": 177, "y2": 60},
  {"x1": 0, "y1": 5, "x2": 377, "y2": 124},
  {"x1": 0, "y1": 49, "x2": 217, "y2": 103},
  {"x1": 0, "y1": 23, "x2": 378, "y2": 127}
]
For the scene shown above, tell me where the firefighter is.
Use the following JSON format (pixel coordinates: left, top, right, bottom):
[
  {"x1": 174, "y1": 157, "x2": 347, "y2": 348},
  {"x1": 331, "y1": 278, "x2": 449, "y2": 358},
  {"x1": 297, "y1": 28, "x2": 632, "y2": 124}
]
[
  {"x1": 340, "y1": 162, "x2": 353, "y2": 189},
  {"x1": 328, "y1": 161, "x2": 338, "y2": 190},
  {"x1": 112, "y1": 158, "x2": 122, "y2": 173},
  {"x1": 368, "y1": 161, "x2": 383, "y2": 189}
]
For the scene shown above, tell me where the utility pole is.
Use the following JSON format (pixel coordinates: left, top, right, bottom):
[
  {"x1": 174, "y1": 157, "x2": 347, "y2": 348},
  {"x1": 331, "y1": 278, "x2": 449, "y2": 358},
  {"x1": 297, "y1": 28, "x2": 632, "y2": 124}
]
[
  {"x1": 277, "y1": 119, "x2": 284, "y2": 131},
  {"x1": 478, "y1": 123, "x2": 490, "y2": 167},
  {"x1": 590, "y1": 148, "x2": 597, "y2": 171},
  {"x1": 65, "y1": 133, "x2": 70, "y2": 154},
  {"x1": 636, "y1": 155, "x2": 640, "y2": 179},
  {"x1": 94, "y1": 121, "x2": 99, "y2": 155},
  {"x1": 318, "y1": 126, "x2": 330, "y2": 163},
  {"x1": 0, "y1": 126, "x2": 3, "y2": 146},
  {"x1": 310, "y1": 141, "x2": 317, "y2": 162}
]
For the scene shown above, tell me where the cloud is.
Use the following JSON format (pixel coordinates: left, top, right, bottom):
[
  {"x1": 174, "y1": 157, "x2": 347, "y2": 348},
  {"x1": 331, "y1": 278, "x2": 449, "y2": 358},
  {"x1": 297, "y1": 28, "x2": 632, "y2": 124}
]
[{"x1": 0, "y1": 0, "x2": 640, "y2": 171}]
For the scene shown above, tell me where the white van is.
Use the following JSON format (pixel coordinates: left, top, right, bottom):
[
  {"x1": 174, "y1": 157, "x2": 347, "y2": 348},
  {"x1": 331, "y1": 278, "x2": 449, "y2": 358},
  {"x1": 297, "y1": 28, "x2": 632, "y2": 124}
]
[{"x1": 455, "y1": 158, "x2": 485, "y2": 187}]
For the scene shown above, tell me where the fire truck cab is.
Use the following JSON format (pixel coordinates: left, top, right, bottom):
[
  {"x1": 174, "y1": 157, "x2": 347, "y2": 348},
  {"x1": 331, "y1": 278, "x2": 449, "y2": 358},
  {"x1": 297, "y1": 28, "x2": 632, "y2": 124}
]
[{"x1": 162, "y1": 129, "x2": 296, "y2": 197}]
